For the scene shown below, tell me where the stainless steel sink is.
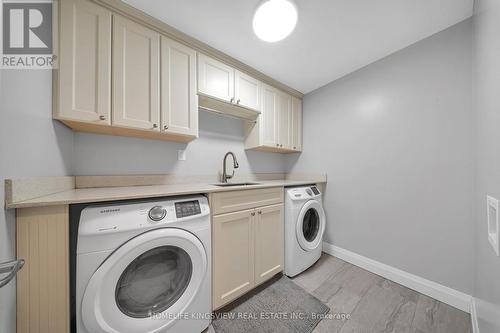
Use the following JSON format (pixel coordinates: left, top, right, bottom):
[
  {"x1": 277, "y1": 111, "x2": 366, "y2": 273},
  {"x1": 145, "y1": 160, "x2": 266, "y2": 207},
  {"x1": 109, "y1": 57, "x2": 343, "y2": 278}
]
[{"x1": 212, "y1": 182, "x2": 261, "y2": 187}]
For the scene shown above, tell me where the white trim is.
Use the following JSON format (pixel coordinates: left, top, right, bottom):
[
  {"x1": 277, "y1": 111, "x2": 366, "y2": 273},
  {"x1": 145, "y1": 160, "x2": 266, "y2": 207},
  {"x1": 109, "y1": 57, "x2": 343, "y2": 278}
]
[
  {"x1": 471, "y1": 298, "x2": 480, "y2": 333},
  {"x1": 322, "y1": 242, "x2": 472, "y2": 313}
]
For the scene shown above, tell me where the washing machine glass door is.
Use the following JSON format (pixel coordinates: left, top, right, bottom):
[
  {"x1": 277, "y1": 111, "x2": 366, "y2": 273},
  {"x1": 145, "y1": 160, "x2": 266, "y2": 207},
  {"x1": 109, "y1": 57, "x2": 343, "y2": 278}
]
[
  {"x1": 296, "y1": 200, "x2": 325, "y2": 251},
  {"x1": 81, "y1": 228, "x2": 207, "y2": 333}
]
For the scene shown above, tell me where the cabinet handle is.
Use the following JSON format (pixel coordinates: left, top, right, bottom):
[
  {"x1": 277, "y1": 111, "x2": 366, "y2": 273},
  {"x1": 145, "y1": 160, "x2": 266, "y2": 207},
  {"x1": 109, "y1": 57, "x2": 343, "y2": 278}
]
[
  {"x1": 280, "y1": 144, "x2": 283, "y2": 147},
  {"x1": 276, "y1": 144, "x2": 280, "y2": 147},
  {"x1": 258, "y1": 211, "x2": 262, "y2": 214},
  {"x1": 230, "y1": 97, "x2": 234, "y2": 103},
  {"x1": 164, "y1": 125, "x2": 169, "y2": 130},
  {"x1": 237, "y1": 99, "x2": 240, "y2": 104},
  {"x1": 293, "y1": 146, "x2": 296, "y2": 149},
  {"x1": 99, "y1": 115, "x2": 106, "y2": 121},
  {"x1": 251, "y1": 212, "x2": 256, "y2": 216},
  {"x1": 152, "y1": 124, "x2": 158, "y2": 129}
]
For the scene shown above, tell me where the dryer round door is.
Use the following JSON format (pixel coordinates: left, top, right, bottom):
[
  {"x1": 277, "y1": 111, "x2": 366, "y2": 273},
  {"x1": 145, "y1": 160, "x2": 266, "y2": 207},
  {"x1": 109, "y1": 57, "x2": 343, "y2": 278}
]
[
  {"x1": 296, "y1": 200, "x2": 326, "y2": 252},
  {"x1": 81, "y1": 228, "x2": 207, "y2": 333}
]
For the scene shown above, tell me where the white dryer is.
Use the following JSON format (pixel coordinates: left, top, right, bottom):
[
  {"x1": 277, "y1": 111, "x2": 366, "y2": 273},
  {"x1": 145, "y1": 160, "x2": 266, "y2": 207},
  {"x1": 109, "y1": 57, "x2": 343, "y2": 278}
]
[
  {"x1": 75, "y1": 196, "x2": 211, "y2": 333},
  {"x1": 284, "y1": 186, "x2": 326, "y2": 277}
]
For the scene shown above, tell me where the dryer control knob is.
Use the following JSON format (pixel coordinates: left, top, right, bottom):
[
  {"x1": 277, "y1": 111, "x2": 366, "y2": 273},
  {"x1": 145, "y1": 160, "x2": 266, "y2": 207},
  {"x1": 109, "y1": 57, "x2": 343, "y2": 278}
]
[
  {"x1": 306, "y1": 189, "x2": 313, "y2": 196},
  {"x1": 148, "y1": 206, "x2": 166, "y2": 221}
]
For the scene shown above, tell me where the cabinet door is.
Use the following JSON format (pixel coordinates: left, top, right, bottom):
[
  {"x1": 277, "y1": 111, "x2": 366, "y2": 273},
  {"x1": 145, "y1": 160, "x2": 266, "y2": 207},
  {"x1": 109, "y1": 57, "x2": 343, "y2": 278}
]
[
  {"x1": 161, "y1": 37, "x2": 198, "y2": 137},
  {"x1": 277, "y1": 91, "x2": 292, "y2": 149},
  {"x1": 261, "y1": 84, "x2": 279, "y2": 148},
  {"x1": 234, "y1": 70, "x2": 262, "y2": 111},
  {"x1": 291, "y1": 96, "x2": 302, "y2": 151},
  {"x1": 197, "y1": 53, "x2": 234, "y2": 102},
  {"x1": 213, "y1": 210, "x2": 255, "y2": 309},
  {"x1": 57, "y1": 0, "x2": 111, "y2": 124},
  {"x1": 112, "y1": 16, "x2": 160, "y2": 131},
  {"x1": 255, "y1": 204, "x2": 284, "y2": 285}
]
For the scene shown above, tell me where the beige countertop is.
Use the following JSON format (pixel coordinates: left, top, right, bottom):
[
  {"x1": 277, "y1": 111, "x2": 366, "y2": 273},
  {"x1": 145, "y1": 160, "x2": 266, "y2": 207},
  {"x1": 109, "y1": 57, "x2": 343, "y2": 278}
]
[{"x1": 5, "y1": 178, "x2": 325, "y2": 209}]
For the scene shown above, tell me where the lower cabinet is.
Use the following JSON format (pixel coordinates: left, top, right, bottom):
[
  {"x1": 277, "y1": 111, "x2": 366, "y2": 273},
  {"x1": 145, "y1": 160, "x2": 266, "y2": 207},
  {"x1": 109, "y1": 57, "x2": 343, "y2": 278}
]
[
  {"x1": 212, "y1": 201, "x2": 284, "y2": 310},
  {"x1": 254, "y1": 204, "x2": 284, "y2": 285}
]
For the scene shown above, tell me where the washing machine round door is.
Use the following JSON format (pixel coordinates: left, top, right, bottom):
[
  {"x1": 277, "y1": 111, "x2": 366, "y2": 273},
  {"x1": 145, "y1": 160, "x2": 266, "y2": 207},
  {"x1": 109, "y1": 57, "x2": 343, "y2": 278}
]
[
  {"x1": 296, "y1": 200, "x2": 326, "y2": 252},
  {"x1": 81, "y1": 228, "x2": 207, "y2": 333}
]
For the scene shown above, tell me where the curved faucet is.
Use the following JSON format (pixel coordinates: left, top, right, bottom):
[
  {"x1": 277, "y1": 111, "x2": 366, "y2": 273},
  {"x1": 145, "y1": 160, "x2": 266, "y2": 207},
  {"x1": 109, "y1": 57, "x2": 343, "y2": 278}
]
[{"x1": 222, "y1": 152, "x2": 239, "y2": 183}]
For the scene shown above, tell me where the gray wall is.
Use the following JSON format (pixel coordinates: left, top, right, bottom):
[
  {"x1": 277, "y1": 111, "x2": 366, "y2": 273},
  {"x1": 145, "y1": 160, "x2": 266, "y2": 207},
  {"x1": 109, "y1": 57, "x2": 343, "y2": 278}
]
[
  {"x1": 287, "y1": 20, "x2": 475, "y2": 294},
  {"x1": 0, "y1": 70, "x2": 74, "y2": 333},
  {"x1": 473, "y1": 0, "x2": 500, "y2": 331},
  {"x1": 73, "y1": 111, "x2": 285, "y2": 176}
]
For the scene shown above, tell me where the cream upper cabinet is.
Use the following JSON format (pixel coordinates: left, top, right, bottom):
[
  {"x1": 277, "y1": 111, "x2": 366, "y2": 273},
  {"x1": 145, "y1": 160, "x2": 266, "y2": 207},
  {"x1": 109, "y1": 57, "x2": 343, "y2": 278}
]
[
  {"x1": 291, "y1": 96, "x2": 303, "y2": 151},
  {"x1": 197, "y1": 53, "x2": 234, "y2": 103},
  {"x1": 235, "y1": 70, "x2": 262, "y2": 111},
  {"x1": 161, "y1": 37, "x2": 198, "y2": 137},
  {"x1": 212, "y1": 209, "x2": 255, "y2": 310},
  {"x1": 56, "y1": 0, "x2": 111, "y2": 124},
  {"x1": 54, "y1": 0, "x2": 299, "y2": 146},
  {"x1": 261, "y1": 84, "x2": 279, "y2": 147},
  {"x1": 254, "y1": 204, "x2": 284, "y2": 286},
  {"x1": 198, "y1": 54, "x2": 263, "y2": 113},
  {"x1": 245, "y1": 84, "x2": 302, "y2": 153},
  {"x1": 277, "y1": 91, "x2": 292, "y2": 150},
  {"x1": 112, "y1": 15, "x2": 160, "y2": 131}
]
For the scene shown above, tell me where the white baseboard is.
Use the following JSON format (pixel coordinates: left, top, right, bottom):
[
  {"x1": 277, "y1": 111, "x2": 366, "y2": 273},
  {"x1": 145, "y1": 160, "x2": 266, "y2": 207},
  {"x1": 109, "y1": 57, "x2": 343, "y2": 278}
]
[
  {"x1": 470, "y1": 298, "x2": 480, "y2": 333},
  {"x1": 322, "y1": 242, "x2": 472, "y2": 313}
]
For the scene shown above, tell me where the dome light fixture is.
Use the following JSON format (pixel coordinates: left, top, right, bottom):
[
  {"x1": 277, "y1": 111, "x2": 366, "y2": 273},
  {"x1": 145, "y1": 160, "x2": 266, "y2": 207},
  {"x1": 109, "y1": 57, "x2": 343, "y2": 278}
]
[{"x1": 252, "y1": 0, "x2": 298, "y2": 43}]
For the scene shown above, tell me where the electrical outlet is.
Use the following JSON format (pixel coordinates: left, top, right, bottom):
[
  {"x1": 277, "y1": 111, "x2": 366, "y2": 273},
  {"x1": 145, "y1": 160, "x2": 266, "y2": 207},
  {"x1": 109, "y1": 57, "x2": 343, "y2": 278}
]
[{"x1": 178, "y1": 149, "x2": 186, "y2": 161}]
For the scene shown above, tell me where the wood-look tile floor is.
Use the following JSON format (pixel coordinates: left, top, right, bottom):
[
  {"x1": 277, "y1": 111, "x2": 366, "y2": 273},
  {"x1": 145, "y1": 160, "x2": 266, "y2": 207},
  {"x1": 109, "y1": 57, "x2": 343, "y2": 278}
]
[
  {"x1": 292, "y1": 253, "x2": 471, "y2": 333},
  {"x1": 206, "y1": 253, "x2": 471, "y2": 333}
]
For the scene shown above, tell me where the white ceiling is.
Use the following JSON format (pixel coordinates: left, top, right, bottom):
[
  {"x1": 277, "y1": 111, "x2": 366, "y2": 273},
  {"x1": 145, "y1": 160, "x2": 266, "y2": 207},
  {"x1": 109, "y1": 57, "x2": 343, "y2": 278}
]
[{"x1": 123, "y1": 0, "x2": 473, "y2": 94}]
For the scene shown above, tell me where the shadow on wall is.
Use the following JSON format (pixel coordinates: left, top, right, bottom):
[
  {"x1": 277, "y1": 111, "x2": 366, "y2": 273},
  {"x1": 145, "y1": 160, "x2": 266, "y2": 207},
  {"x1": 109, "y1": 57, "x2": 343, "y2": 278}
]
[
  {"x1": 73, "y1": 110, "x2": 286, "y2": 176},
  {"x1": 53, "y1": 120, "x2": 74, "y2": 173}
]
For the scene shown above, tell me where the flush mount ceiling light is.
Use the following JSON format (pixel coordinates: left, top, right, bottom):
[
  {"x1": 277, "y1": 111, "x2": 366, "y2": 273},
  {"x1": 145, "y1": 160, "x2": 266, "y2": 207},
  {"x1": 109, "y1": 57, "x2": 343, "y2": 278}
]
[{"x1": 252, "y1": 0, "x2": 298, "y2": 43}]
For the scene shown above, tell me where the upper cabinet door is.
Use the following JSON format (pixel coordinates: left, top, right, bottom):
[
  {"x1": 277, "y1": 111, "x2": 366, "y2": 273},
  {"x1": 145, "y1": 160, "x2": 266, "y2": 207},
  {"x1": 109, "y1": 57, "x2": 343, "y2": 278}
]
[
  {"x1": 291, "y1": 96, "x2": 302, "y2": 151},
  {"x1": 57, "y1": 0, "x2": 111, "y2": 124},
  {"x1": 277, "y1": 91, "x2": 292, "y2": 149},
  {"x1": 234, "y1": 70, "x2": 262, "y2": 111},
  {"x1": 261, "y1": 84, "x2": 279, "y2": 148},
  {"x1": 197, "y1": 53, "x2": 234, "y2": 103},
  {"x1": 161, "y1": 37, "x2": 198, "y2": 137},
  {"x1": 112, "y1": 16, "x2": 160, "y2": 131}
]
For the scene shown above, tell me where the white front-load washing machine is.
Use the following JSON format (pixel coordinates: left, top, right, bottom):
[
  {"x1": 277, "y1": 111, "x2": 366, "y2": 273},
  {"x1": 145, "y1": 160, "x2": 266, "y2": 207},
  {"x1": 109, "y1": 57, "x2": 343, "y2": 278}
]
[
  {"x1": 74, "y1": 195, "x2": 211, "y2": 333},
  {"x1": 284, "y1": 186, "x2": 326, "y2": 277}
]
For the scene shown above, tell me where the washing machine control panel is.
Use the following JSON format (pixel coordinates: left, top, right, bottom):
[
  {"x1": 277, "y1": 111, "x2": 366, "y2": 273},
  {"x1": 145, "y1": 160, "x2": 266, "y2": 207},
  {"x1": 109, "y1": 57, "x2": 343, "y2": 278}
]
[
  {"x1": 175, "y1": 200, "x2": 202, "y2": 218},
  {"x1": 311, "y1": 186, "x2": 320, "y2": 195},
  {"x1": 287, "y1": 185, "x2": 322, "y2": 201}
]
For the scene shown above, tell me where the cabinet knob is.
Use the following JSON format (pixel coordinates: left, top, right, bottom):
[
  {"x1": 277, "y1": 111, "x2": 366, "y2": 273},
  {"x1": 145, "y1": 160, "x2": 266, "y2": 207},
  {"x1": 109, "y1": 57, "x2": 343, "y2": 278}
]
[
  {"x1": 276, "y1": 144, "x2": 280, "y2": 147},
  {"x1": 230, "y1": 97, "x2": 235, "y2": 103},
  {"x1": 152, "y1": 124, "x2": 158, "y2": 129},
  {"x1": 164, "y1": 125, "x2": 169, "y2": 130},
  {"x1": 237, "y1": 99, "x2": 240, "y2": 104},
  {"x1": 258, "y1": 211, "x2": 262, "y2": 214},
  {"x1": 293, "y1": 146, "x2": 296, "y2": 149},
  {"x1": 99, "y1": 115, "x2": 106, "y2": 121},
  {"x1": 251, "y1": 212, "x2": 256, "y2": 216},
  {"x1": 280, "y1": 144, "x2": 283, "y2": 147}
]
